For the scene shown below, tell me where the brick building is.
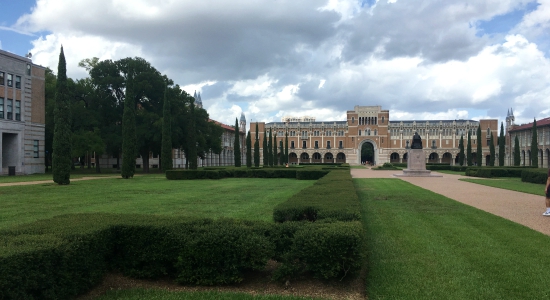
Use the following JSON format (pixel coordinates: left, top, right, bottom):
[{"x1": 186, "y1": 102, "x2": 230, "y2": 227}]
[
  {"x1": 507, "y1": 109, "x2": 550, "y2": 168},
  {"x1": 251, "y1": 105, "x2": 499, "y2": 166},
  {"x1": 0, "y1": 50, "x2": 46, "y2": 175}
]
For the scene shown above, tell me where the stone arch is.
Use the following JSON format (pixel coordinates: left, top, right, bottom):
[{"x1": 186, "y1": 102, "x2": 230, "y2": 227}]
[
  {"x1": 289, "y1": 152, "x2": 298, "y2": 164},
  {"x1": 300, "y1": 152, "x2": 310, "y2": 163},
  {"x1": 428, "y1": 152, "x2": 439, "y2": 163},
  {"x1": 312, "y1": 152, "x2": 322, "y2": 163},
  {"x1": 324, "y1": 152, "x2": 334, "y2": 163},
  {"x1": 336, "y1": 152, "x2": 346, "y2": 163},
  {"x1": 442, "y1": 152, "x2": 452, "y2": 164},
  {"x1": 390, "y1": 152, "x2": 400, "y2": 163},
  {"x1": 358, "y1": 139, "x2": 377, "y2": 165}
]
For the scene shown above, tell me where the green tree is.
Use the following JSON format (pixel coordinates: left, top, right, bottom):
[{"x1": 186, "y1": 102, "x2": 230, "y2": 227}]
[
  {"x1": 278, "y1": 139, "x2": 283, "y2": 165},
  {"x1": 161, "y1": 86, "x2": 173, "y2": 171},
  {"x1": 268, "y1": 129, "x2": 273, "y2": 167},
  {"x1": 52, "y1": 46, "x2": 72, "y2": 185},
  {"x1": 273, "y1": 133, "x2": 278, "y2": 166},
  {"x1": 458, "y1": 134, "x2": 464, "y2": 166},
  {"x1": 246, "y1": 130, "x2": 252, "y2": 168},
  {"x1": 467, "y1": 130, "x2": 472, "y2": 166},
  {"x1": 284, "y1": 131, "x2": 289, "y2": 164},
  {"x1": 514, "y1": 136, "x2": 521, "y2": 166},
  {"x1": 121, "y1": 63, "x2": 137, "y2": 179},
  {"x1": 498, "y1": 122, "x2": 505, "y2": 166},
  {"x1": 531, "y1": 119, "x2": 538, "y2": 167},
  {"x1": 234, "y1": 118, "x2": 241, "y2": 167},
  {"x1": 476, "y1": 125, "x2": 482, "y2": 166},
  {"x1": 44, "y1": 68, "x2": 57, "y2": 171},
  {"x1": 489, "y1": 132, "x2": 495, "y2": 166},
  {"x1": 263, "y1": 130, "x2": 268, "y2": 166},
  {"x1": 187, "y1": 100, "x2": 198, "y2": 169},
  {"x1": 254, "y1": 123, "x2": 260, "y2": 167}
]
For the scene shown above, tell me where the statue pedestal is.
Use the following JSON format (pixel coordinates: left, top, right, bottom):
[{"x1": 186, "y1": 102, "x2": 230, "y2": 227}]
[{"x1": 394, "y1": 149, "x2": 442, "y2": 177}]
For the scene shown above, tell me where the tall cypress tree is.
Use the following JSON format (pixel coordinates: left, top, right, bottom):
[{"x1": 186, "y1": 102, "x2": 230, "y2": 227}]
[
  {"x1": 531, "y1": 119, "x2": 538, "y2": 167},
  {"x1": 262, "y1": 129, "x2": 269, "y2": 167},
  {"x1": 52, "y1": 46, "x2": 72, "y2": 184},
  {"x1": 458, "y1": 134, "x2": 464, "y2": 166},
  {"x1": 268, "y1": 129, "x2": 273, "y2": 166},
  {"x1": 489, "y1": 132, "x2": 495, "y2": 166},
  {"x1": 254, "y1": 123, "x2": 260, "y2": 167},
  {"x1": 273, "y1": 133, "x2": 278, "y2": 166},
  {"x1": 498, "y1": 122, "x2": 505, "y2": 166},
  {"x1": 161, "y1": 86, "x2": 172, "y2": 171},
  {"x1": 279, "y1": 140, "x2": 283, "y2": 165},
  {"x1": 187, "y1": 100, "x2": 198, "y2": 169},
  {"x1": 476, "y1": 125, "x2": 482, "y2": 166},
  {"x1": 467, "y1": 130, "x2": 472, "y2": 166},
  {"x1": 514, "y1": 136, "x2": 520, "y2": 166},
  {"x1": 234, "y1": 118, "x2": 241, "y2": 167},
  {"x1": 284, "y1": 131, "x2": 289, "y2": 164},
  {"x1": 121, "y1": 62, "x2": 137, "y2": 179},
  {"x1": 246, "y1": 130, "x2": 252, "y2": 168}
]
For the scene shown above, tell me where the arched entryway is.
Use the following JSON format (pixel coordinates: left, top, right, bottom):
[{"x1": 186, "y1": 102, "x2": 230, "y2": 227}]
[
  {"x1": 403, "y1": 152, "x2": 408, "y2": 163},
  {"x1": 300, "y1": 152, "x2": 310, "y2": 163},
  {"x1": 336, "y1": 152, "x2": 346, "y2": 163},
  {"x1": 324, "y1": 152, "x2": 334, "y2": 163},
  {"x1": 442, "y1": 152, "x2": 452, "y2": 164},
  {"x1": 289, "y1": 152, "x2": 298, "y2": 164},
  {"x1": 312, "y1": 152, "x2": 322, "y2": 163},
  {"x1": 485, "y1": 155, "x2": 490, "y2": 166},
  {"x1": 359, "y1": 140, "x2": 377, "y2": 165},
  {"x1": 471, "y1": 152, "x2": 477, "y2": 165},
  {"x1": 428, "y1": 152, "x2": 439, "y2": 164},
  {"x1": 390, "y1": 152, "x2": 400, "y2": 163}
]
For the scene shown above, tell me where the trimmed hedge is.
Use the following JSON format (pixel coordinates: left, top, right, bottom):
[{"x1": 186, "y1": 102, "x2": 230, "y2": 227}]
[
  {"x1": 426, "y1": 165, "x2": 452, "y2": 170},
  {"x1": 465, "y1": 167, "x2": 536, "y2": 178},
  {"x1": 451, "y1": 166, "x2": 468, "y2": 172},
  {"x1": 166, "y1": 169, "x2": 324, "y2": 180},
  {"x1": 273, "y1": 171, "x2": 361, "y2": 222},
  {"x1": 521, "y1": 169, "x2": 548, "y2": 184},
  {"x1": 0, "y1": 213, "x2": 363, "y2": 298}
]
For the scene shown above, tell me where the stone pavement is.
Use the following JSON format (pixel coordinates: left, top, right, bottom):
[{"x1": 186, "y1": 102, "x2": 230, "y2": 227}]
[{"x1": 351, "y1": 168, "x2": 550, "y2": 236}]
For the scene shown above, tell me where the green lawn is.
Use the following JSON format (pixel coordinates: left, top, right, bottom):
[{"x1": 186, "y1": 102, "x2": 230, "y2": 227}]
[
  {"x1": 0, "y1": 175, "x2": 314, "y2": 229},
  {"x1": 95, "y1": 289, "x2": 321, "y2": 300},
  {"x1": 356, "y1": 178, "x2": 550, "y2": 299},
  {"x1": 431, "y1": 169, "x2": 465, "y2": 175},
  {"x1": 461, "y1": 177, "x2": 545, "y2": 196}
]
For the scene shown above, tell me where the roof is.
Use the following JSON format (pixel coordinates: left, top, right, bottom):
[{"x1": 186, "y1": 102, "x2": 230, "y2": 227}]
[
  {"x1": 509, "y1": 117, "x2": 550, "y2": 133},
  {"x1": 209, "y1": 119, "x2": 236, "y2": 132},
  {"x1": 266, "y1": 121, "x2": 347, "y2": 125}
]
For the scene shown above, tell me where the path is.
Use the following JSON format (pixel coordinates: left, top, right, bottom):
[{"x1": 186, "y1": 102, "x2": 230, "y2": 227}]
[
  {"x1": 0, "y1": 176, "x2": 119, "y2": 187},
  {"x1": 351, "y1": 168, "x2": 550, "y2": 236}
]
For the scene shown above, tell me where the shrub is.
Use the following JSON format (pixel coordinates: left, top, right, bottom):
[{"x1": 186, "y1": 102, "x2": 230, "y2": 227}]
[
  {"x1": 522, "y1": 169, "x2": 548, "y2": 184},
  {"x1": 166, "y1": 170, "x2": 221, "y2": 180},
  {"x1": 296, "y1": 170, "x2": 329, "y2": 180},
  {"x1": 426, "y1": 165, "x2": 452, "y2": 171},
  {"x1": 451, "y1": 165, "x2": 468, "y2": 172}
]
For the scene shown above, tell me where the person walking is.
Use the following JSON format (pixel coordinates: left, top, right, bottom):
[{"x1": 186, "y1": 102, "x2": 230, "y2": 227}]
[{"x1": 544, "y1": 169, "x2": 550, "y2": 216}]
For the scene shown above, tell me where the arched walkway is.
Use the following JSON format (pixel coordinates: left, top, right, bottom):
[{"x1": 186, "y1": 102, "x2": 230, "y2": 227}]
[
  {"x1": 324, "y1": 152, "x2": 334, "y2": 163},
  {"x1": 289, "y1": 152, "x2": 298, "y2": 164},
  {"x1": 336, "y1": 152, "x2": 346, "y2": 163},
  {"x1": 312, "y1": 152, "x2": 322, "y2": 163},
  {"x1": 442, "y1": 152, "x2": 452, "y2": 164},
  {"x1": 390, "y1": 152, "x2": 400, "y2": 163},
  {"x1": 300, "y1": 152, "x2": 310, "y2": 163},
  {"x1": 403, "y1": 153, "x2": 408, "y2": 163},
  {"x1": 359, "y1": 139, "x2": 377, "y2": 165},
  {"x1": 428, "y1": 152, "x2": 439, "y2": 164}
]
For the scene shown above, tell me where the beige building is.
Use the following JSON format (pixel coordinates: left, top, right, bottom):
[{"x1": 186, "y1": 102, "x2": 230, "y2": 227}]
[
  {"x1": 0, "y1": 50, "x2": 46, "y2": 175},
  {"x1": 507, "y1": 109, "x2": 550, "y2": 168},
  {"x1": 251, "y1": 105, "x2": 499, "y2": 166}
]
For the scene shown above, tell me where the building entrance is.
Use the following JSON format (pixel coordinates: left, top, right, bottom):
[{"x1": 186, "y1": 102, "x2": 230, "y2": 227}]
[
  {"x1": 360, "y1": 141, "x2": 376, "y2": 165},
  {"x1": 2, "y1": 133, "x2": 18, "y2": 173}
]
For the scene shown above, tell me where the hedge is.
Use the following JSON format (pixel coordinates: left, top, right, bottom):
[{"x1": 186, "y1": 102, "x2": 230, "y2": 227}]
[
  {"x1": 166, "y1": 169, "x2": 326, "y2": 180},
  {"x1": 0, "y1": 214, "x2": 363, "y2": 298},
  {"x1": 426, "y1": 165, "x2": 452, "y2": 170},
  {"x1": 464, "y1": 167, "x2": 535, "y2": 178},
  {"x1": 521, "y1": 169, "x2": 548, "y2": 184},
  {"x1": 273, "y1": 171, "x2": 361, "y2": 222}
]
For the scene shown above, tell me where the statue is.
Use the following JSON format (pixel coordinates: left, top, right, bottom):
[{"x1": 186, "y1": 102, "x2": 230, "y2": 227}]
[{"x1": 411, "y1": 132, "x2": 423, "y2": 149}]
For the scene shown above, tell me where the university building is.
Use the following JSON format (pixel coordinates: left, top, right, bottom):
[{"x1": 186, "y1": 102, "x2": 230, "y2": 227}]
[
  {"x1": 0, "y1": 50, "x2": 46, "y2": 175},
  {"x1": 507, "y1": 109, "x2": 550, "y2": 168},
  {"x1": 251, "y1": 105, "x2": 499, "y2": 166}
]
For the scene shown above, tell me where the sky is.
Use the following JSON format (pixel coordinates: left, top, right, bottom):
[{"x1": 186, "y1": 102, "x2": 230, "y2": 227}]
[{"x1": 1, "y1": 0, "x2": 550, "y2": 128}]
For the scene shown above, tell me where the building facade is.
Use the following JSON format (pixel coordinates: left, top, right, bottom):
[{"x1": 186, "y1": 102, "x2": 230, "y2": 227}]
[
  {"x1": 251, "y1": 105, "x2": 499, "y2": 166},
  {"x1": 0, "y1": 50, "x2": 46, "y2": 175},
  {"x1": 507, "y1": 109, "x2": 550, "y2": 168}
]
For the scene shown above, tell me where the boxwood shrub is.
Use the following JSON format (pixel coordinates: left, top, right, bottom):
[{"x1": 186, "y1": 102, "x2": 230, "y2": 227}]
[{"x1": 521, "y1": 169, "x2": 548, "y2": 184}]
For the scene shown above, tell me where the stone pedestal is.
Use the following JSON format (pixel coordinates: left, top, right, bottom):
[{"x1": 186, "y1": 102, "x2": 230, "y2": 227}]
[{"x1": 394, "y1": 149, "x2": 442, "y2": 177}]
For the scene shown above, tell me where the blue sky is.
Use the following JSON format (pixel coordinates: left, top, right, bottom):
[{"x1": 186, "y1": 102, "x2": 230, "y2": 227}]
[{"x1": 1, "y1": 0, "x2": 549, "y2": 128}]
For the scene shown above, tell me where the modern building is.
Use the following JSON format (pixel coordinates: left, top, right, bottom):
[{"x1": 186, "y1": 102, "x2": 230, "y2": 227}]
[
  {"x1": 0, "y1": 50, "x2": 46, "y2": 175},
  {"x1": 507, "y1": 109, "x2": 550, "y2": 168},
  {"x1": 251, "y1": 105, "x2": 499, "y2": 166}
]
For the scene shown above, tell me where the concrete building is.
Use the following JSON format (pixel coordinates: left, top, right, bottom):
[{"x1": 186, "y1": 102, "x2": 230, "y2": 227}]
[
  {"x1": 507, "y1": 109, "x2": 550, "y2": 168},
  {"x1": 0, "y1": 50, "x2": 46, "y2": 175},
  {"x1": 251, "y1": 105, "x2": 499, "y2": 166}
]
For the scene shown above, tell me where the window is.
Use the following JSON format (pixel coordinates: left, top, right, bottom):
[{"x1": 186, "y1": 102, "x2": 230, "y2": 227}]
[
  {"x1": 432, "y1": 140, "x2": 436, "y2": 148},
  {"x1": 352, "y1": 117, "x2": 355, "y2": 123},
  {"x1": 339, "y1": 141, "x2": 343, "y2": 148},
  {"x1": 326, "y1": 130, "x2": 332, "y2": 136},
  {"x1": 27, "y1": 64, "x2": 31, "y2": 76},
  {"x1": 7, "y1": 99, "x2": 13, "y2": 119},
  {"x1": 381, "y1": 117, "x2": 385, "y2": 123},
  {"x1": 15, "y1": 100, "x2": 20, "y2": 121},
  {"x1": 15, "y1": 76, "x2": 21, "y2": 89},
  {"x1": 33, "y1": 140, "x2": 39, "y2": 158},
  {"x1": 291, "y1": 141, "x2": 295, "y2": 148},
  {"x1": 327, "y1": 141, "x2": 331, "y2": 149},
  {"x1": 359, "y1": 130, "x2": 362, "y2": 136},
  {"x1": 374, "y1": 130, "x2": 377, "y2": 136},
  {"x1": 0, "y1": 72, "x2": 4, "y2": 85},
  {"x1": 0, "y1": 98, "x2": 3, "y2": 118},
  {"x1": 7, "y1": 74, "x2": 13, "y2": 87},
  {"x1": 314, "y1": 141, "x2": 319, "y2": 148},
  {"x1": 302, "y1": 140, "x2": 307, "y2": 148}
]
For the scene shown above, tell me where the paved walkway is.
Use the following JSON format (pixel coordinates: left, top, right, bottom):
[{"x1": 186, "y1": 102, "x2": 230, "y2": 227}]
[
  {"x1": 0, "y1": 176, "x2": 118, "y2": 187},
  {"x1": 351, "y1": 168, "x2": 550, "y2": 236}
]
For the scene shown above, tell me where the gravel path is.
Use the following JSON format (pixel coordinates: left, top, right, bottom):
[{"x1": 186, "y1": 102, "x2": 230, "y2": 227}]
[
  {"x1": 0, "y1": 176, "x2": 118, "y2": 187},
  {"x1": 351, "y1": 168, "x2": 550, "y2": 236}
]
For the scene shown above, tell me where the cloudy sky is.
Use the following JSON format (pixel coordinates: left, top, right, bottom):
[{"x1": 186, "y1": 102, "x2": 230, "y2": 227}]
[{"x1": 1, "y1": 0, "x2": 550, "y2": 128}]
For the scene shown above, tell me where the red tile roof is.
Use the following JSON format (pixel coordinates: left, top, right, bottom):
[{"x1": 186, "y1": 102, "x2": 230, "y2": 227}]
[
  {"x1": 509, "y1": 117, "x2": 550, "y2": 132},
  {"x1": 209, "y1": 119, "x2": 236, "y2": 132}
]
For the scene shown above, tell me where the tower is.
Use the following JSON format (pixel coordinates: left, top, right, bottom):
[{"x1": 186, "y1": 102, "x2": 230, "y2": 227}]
[
  {"x1": 239, "y1": 112, "x2": 246, "y2": 133},
  {"x1": 193, "y1": 91, "x2": 203, "y2": 109},
  {"x1": 505, "y1": 108, "x2": 515, "y2": 132}
]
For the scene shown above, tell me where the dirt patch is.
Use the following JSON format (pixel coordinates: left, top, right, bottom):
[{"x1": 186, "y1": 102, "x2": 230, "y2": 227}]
[{"x1": 77, "y1": 262, "x2": 365, "y2": 300}]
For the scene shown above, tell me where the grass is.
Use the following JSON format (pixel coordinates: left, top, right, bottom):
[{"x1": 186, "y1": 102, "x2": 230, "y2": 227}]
[
  {"x1": 356, "y1": 178, "x2": 550, "y2": 299},
  {"x1": 95, "y1": 289, "x2": 321, "y2": 300},
  {"x1": 460, "y1": 177, "x2": 545, "y2": 196},
  {"x1": 432, "y1": 169, "x2": 465, "y2": 175},
  {"x1": 0, "y1": 175, "x2": 314, "y2": 229}
]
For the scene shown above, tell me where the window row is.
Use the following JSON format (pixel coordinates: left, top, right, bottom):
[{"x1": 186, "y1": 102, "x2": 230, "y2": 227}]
[
  {"x1": 288, "y1": 140, "x2": 344, "y2": 149},
  {"x1": 359, "y1": 129, "x2": 377, "y2": 136},
  {"x1": 0, "y1": 98, "x2": 21, "y2": 120},
  {"x1": 287, "y1": 130, "x2": 342, "y2": 137},
  {"x1": 0, "y1": 72, "x2": 22, "y2": 89}
]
